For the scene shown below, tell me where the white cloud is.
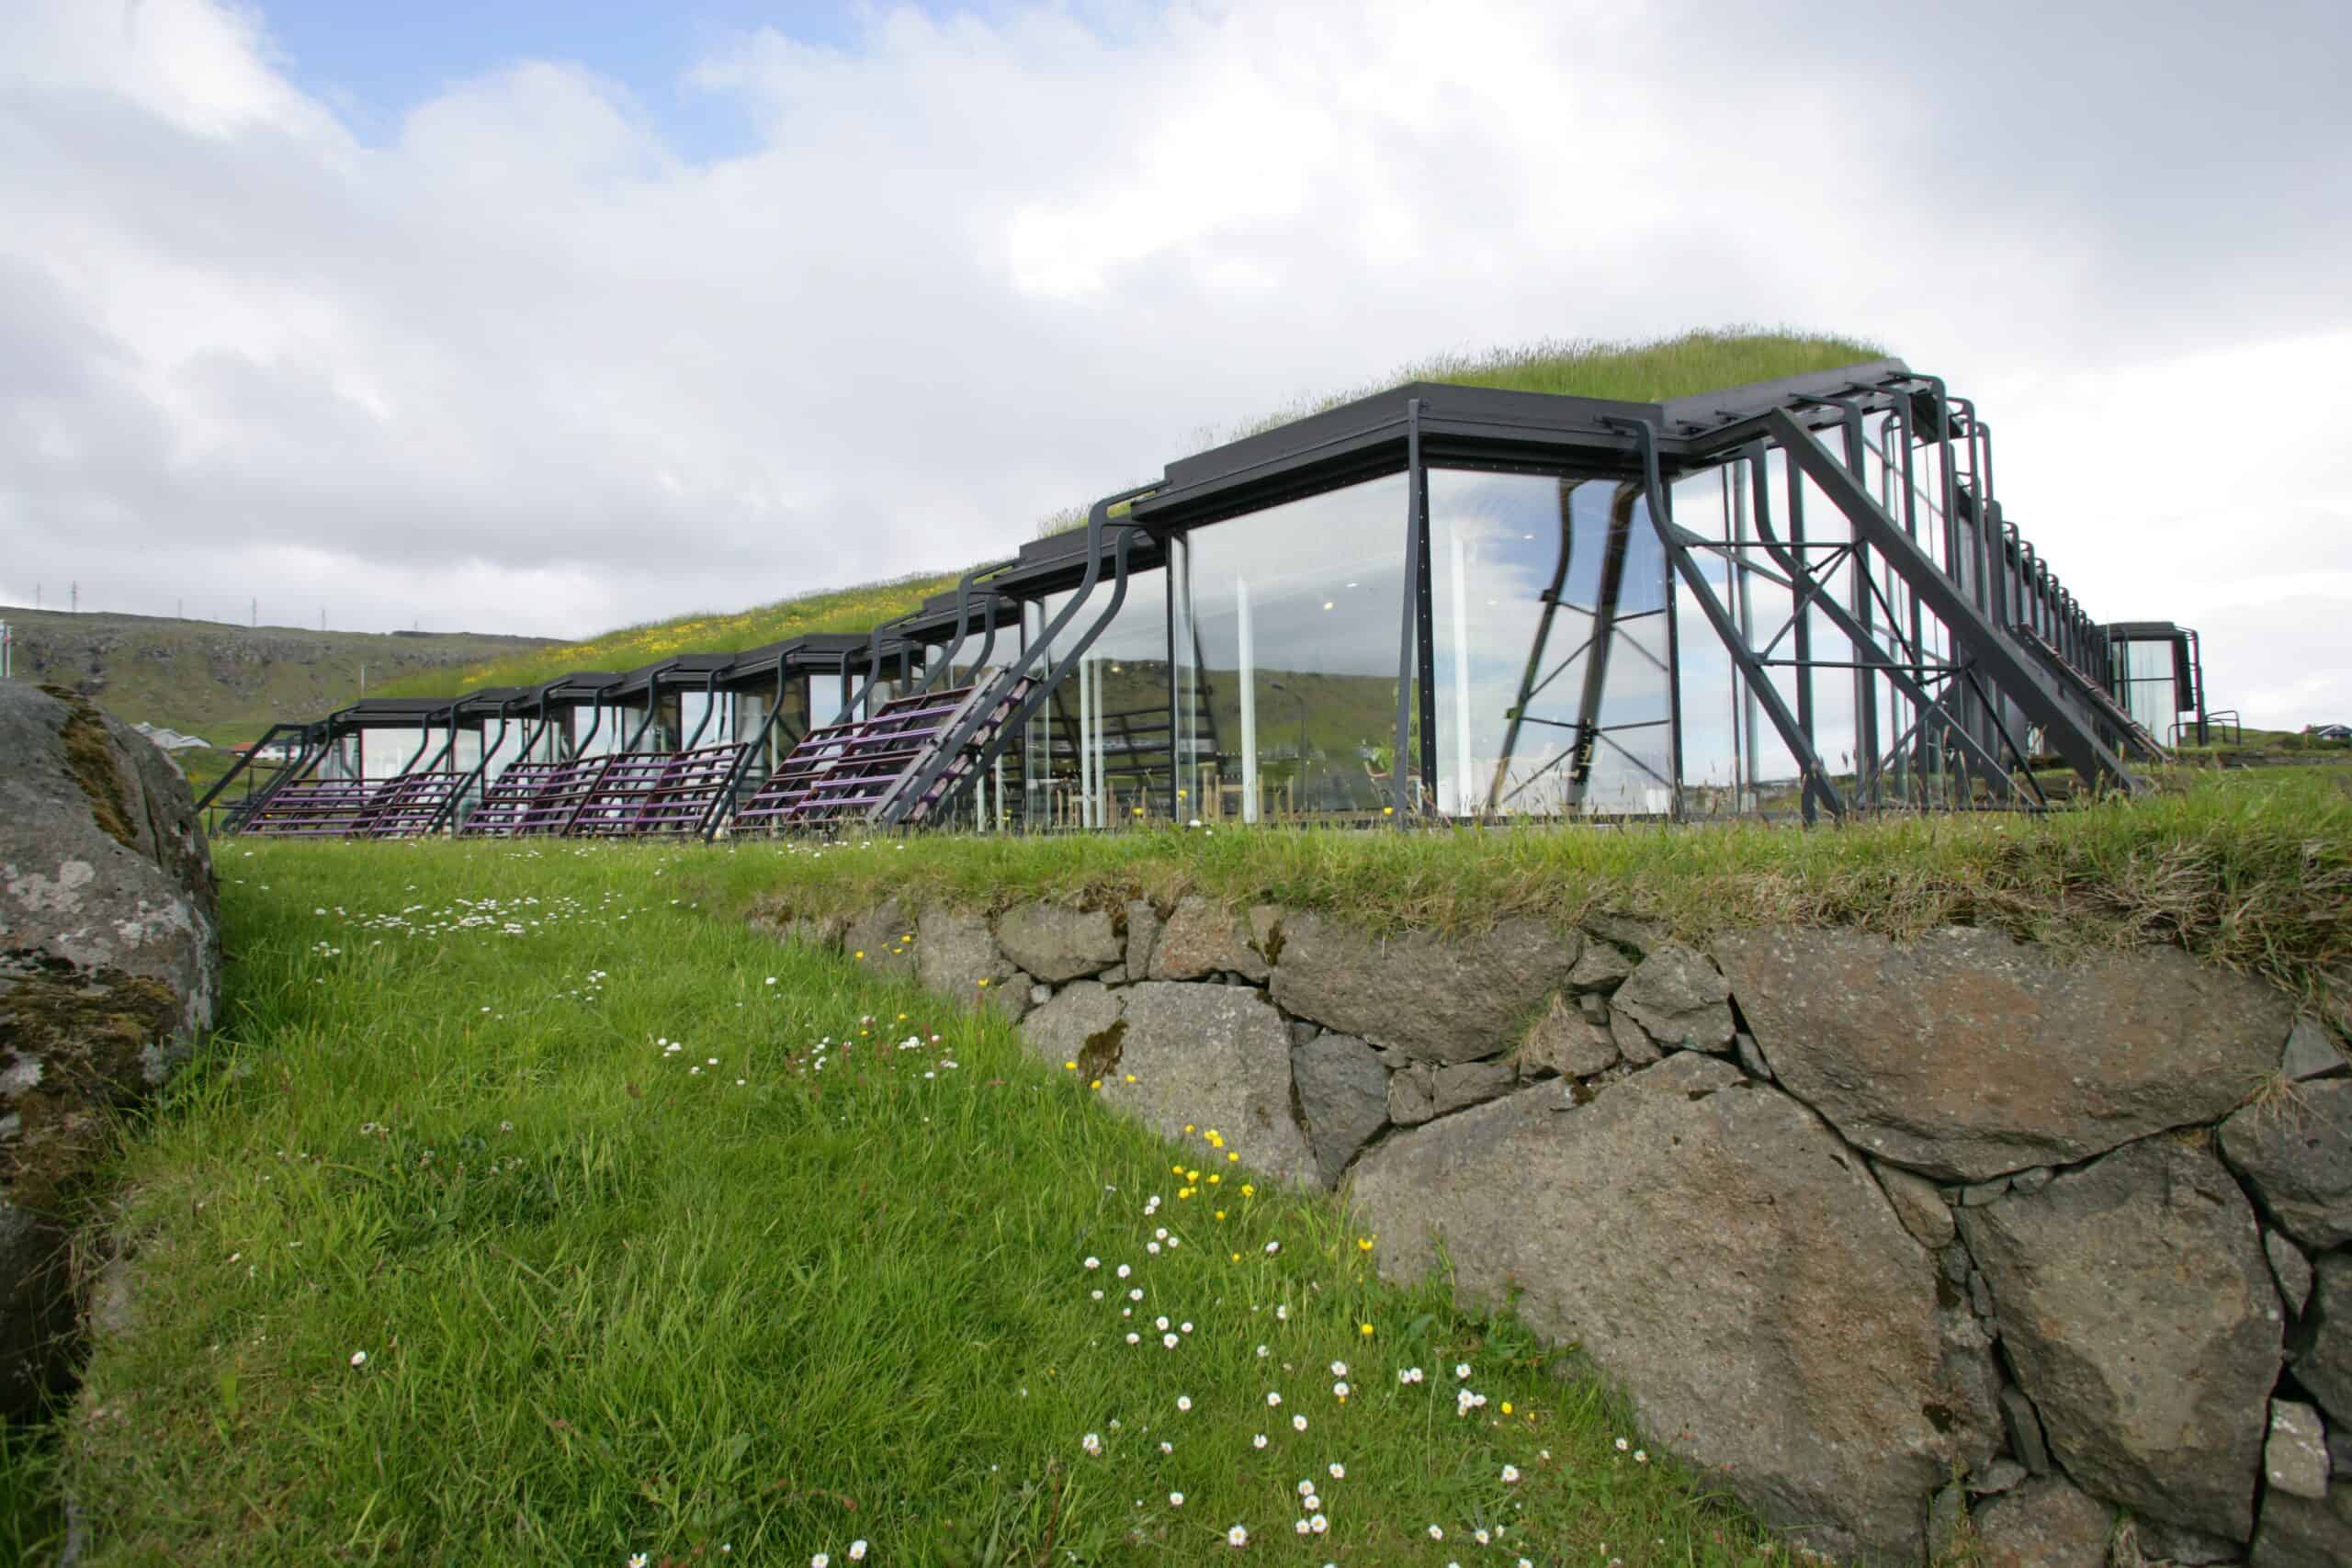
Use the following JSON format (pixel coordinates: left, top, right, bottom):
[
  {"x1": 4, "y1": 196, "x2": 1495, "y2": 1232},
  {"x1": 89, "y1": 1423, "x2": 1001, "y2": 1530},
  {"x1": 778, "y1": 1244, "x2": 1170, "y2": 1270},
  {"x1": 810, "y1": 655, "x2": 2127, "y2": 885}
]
[{"x1": 1, "y1": 0, "x2": 2346, "y2": 727}]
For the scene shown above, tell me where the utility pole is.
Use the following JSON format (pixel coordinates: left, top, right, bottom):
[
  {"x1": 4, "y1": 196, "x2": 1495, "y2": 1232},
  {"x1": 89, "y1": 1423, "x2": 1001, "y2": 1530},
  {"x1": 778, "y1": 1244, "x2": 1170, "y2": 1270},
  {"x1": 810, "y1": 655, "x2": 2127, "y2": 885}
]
[
  {"x1": 251, "y1": 597, "x2": 257, "y2": 627},
  {"x1": 70, "y1": 582, "x2": 77, "y2": 613},
  {"x1": 1, "y1": 618, "x2": 13, "y2": 679},
  {"x1": 359, "y1": 662, "x2": 367, "y2": 696}
]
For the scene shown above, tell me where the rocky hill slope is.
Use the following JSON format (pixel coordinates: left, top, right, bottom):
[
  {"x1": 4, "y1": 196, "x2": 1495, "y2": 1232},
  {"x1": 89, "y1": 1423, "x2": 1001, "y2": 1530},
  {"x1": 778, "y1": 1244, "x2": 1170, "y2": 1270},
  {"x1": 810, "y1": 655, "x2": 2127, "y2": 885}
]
[{"x1": 0, "y1": 607, "x2": 554, "y2": 743}]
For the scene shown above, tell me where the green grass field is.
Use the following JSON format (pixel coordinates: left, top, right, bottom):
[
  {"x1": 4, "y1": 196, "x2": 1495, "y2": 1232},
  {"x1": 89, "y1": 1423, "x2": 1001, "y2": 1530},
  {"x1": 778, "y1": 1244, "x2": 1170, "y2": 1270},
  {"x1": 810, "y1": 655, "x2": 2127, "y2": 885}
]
[{"x1": 28, "y1": 839, "x2": 1802, "y2": 1566}]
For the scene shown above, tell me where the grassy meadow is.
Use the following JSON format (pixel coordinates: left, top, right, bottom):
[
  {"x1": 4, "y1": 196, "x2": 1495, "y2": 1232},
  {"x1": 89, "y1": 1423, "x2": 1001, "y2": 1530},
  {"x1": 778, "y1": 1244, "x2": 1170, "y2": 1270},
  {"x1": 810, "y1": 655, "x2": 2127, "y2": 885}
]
[{"x1": 27, "y1": 838, "x2": 1804, "y2": 1566}]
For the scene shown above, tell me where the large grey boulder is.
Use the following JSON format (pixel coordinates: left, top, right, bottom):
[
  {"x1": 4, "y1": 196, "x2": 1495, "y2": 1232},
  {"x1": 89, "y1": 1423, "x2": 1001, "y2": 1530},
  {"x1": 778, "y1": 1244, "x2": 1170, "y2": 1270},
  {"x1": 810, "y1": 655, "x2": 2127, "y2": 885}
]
[
  {"x1": 1273, "y1": 913, "x2": 1580, "y2": 1065},
  {"x1": 1147, "y1": 896, "x2": 1268, "y2": 982},
  {"x1": 1019, "y1": 980, "x2": 1125, "y2": 1073},
  {"x1": 1289, "y1": 1032, "x2": 1388, "y2": 1187},
  {"x1": 1970, "y1": 1475, "x2": 2114, "y2": 1568},
  {"x1": 1099, "y1": 983, "x2": 1315, "y2": 1189},
  {"x1": 1955, "y1": 1138, "x2": 2278, "y2": 1540},
  {"x1": 1347, "y1": 1055, "x2": 1996, "y2": 1563},
  {"x1": 2292, "y1": 1252, "x2": 2352, "y2": 1427},
  {"x1": 1610, "y1": 940, "x2": 1734, "y2": 1053},
  {"x1": 2219, "y1": 1081, "x2": 2352, "y2": 1250},
  {"x1": 1713, "y1": 925, "x2": 2291, "y2": 1181},
  {"x1": 993, "y1": 902, "x2": 1121, "y2": 984},
  {"x1": 2, "y1": 683, "x2": 219, "y2": 1419},
  {"x1": 914, "y1": 904, "x2": 1015, "y2": 1002},
  {"x1": 842, "y1": 898, "x2": 918, "y2": 980}
]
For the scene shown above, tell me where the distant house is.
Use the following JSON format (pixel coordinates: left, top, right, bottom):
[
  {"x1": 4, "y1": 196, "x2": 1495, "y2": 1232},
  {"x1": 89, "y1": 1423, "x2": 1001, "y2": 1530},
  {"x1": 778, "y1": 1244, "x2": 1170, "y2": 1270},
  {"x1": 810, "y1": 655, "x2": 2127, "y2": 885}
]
[{"x1": 2314, "y1": 723, "x2": 2352, "y2": 742}]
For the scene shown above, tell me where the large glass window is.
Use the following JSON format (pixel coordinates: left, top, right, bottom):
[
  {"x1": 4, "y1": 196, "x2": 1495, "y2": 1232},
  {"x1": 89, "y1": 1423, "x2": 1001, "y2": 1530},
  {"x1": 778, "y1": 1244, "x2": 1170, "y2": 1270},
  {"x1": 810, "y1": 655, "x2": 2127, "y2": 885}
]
[
  {"x1": 1173, "y1": 475, "x2": 1410, "y2": 823},
  {"x1": 355, "y1": 725, "x2": 430, "y2": 780},
  {"x1": 1426, "y1": 470, "x2": 1673, "y2": 816},
  {"x1": 1025, "y1": 566, "x2": 1174, "y2": 829},
  {"x1": 809, "y1": 670, "x2": 846, "y2": 731},
  {"x1": 570, "y1": 702, "x2": 629, "y2": 758},
  {"x1": 2118, "y1": 639, "x2": 2181, "y2": 737}
]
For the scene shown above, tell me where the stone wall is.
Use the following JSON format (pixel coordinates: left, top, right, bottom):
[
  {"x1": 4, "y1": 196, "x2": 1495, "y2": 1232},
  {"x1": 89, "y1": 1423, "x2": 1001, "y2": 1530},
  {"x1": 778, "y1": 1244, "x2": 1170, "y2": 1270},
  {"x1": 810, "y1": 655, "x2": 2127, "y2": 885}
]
[{"x1": 756, "y1": 894, "x2": 2351, "y2": 1567}]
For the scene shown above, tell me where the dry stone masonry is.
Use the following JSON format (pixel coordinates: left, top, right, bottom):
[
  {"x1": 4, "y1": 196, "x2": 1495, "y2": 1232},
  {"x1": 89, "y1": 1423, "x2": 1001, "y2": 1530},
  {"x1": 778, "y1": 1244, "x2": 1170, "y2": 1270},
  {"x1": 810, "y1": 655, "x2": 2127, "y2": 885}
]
[
  {"x1": 758, "y1": 891, "x2": 2352, "y2": 1566},
  {"x1": 1, "y1": 682, "x2": 220, "y2": 1419}
]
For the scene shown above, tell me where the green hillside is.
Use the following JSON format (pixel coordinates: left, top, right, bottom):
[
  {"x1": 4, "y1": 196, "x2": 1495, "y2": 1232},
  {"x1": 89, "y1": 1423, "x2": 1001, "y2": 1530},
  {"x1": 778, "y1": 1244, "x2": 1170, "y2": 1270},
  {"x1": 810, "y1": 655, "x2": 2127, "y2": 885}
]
[
  {"x1": 0, "y1": 608, "x2": 555, "y2": 747},
  {"x1": 383, "y1": 328, "x2": 1883, "y2": 701}
]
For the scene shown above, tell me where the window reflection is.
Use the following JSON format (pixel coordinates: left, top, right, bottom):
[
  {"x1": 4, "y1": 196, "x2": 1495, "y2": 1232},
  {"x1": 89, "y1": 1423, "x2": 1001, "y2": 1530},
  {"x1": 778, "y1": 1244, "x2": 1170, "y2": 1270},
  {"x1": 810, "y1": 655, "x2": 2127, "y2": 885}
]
[
  {"x1": 1172, "y1": 475, "x2": 1409, "y2": 822},
  {"x1": 1427, "y1": 469, "x2": 1674, "y2": 816},
  {"x1": 2117, "y1": 639, "x2": 2183, "y2": 738},
  {"x1": 1027, "y1": 567, "x2": 1175, "y2": 829}
]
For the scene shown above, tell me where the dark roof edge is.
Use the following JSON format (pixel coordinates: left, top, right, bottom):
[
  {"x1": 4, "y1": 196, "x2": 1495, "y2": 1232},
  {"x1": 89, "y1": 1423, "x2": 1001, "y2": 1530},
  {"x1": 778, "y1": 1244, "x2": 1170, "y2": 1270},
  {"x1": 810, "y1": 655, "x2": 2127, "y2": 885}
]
[{"x1": 1656, "y1": 356, "x2": 1912, "y2": 433}]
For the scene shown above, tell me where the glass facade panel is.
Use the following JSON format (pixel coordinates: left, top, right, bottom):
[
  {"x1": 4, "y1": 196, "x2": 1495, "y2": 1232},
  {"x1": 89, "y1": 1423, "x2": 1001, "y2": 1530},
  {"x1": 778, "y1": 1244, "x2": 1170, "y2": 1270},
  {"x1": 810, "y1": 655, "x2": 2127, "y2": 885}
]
[
  {"x1": 1426, "y1": 469, "x2": 1674, "y2": 817},
  {"x1": 1173, "y1": 474, "x2": 1409, "y2": 822},
  {"x1": 1024, "y1": 567, "x2": 1174, "y2": 829},
  {"x1": 2119, "y1": 639, "x2": 2179, "y2": 736},
  {"x1": 571, "y1": 702, "x2": 629, "y2": 758},
  {"x1": 809, "y1": 670, "x2": 846, "y2": 731}
]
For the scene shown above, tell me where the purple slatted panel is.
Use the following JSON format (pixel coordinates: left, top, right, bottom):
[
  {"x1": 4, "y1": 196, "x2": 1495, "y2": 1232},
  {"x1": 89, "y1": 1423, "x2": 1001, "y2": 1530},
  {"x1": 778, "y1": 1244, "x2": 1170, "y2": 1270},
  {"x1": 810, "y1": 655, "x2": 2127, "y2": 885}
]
[
  {"x1": 735, "y1": 677, "x2": 1008, "y2": 832},
  {"x1": 894, "y1": 675, "x2": 1034, "y2": 824},
  {"x1": 515, "y1": 756, "x2": 616, "y2": 837},
  {"x1": 458, "y1": 760, "x2": 565, "y2": 838},
  {"x1": 244, "y1": 778, "x2": 390, "y2": 838},
  {"x1": 366, "y1": 773, "x2": 464, "y2": 837},
  {"x1": 570, "y1": 744, "x2": 745, "y2": 837}
]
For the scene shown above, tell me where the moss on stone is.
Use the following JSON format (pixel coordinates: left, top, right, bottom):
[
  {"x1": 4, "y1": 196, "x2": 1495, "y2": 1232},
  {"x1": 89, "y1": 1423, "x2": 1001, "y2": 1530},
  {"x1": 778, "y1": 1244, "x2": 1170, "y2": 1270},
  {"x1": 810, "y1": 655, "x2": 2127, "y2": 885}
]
[
  {"x1": 40, "y1": 685, "x2": 138, "y2": 851},
  {"x1": 0, "y1": 963, "x2": 179, "y2": 1213}
]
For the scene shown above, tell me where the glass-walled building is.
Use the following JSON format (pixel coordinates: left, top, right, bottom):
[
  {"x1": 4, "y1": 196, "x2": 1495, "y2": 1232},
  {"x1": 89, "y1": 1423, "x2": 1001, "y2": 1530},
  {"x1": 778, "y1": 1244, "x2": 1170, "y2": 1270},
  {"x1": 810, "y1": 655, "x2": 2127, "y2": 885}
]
[{"x1": 903, "y1": 359, "x2": 2147, "y2": 829}]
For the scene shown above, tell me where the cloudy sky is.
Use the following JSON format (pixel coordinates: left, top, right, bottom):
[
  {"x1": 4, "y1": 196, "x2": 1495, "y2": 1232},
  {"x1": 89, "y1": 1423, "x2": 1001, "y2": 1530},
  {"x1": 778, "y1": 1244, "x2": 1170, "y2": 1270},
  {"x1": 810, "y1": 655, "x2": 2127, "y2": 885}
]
[{"x1": 4, "y1": 0, "x2": 2347, "y2": 725}]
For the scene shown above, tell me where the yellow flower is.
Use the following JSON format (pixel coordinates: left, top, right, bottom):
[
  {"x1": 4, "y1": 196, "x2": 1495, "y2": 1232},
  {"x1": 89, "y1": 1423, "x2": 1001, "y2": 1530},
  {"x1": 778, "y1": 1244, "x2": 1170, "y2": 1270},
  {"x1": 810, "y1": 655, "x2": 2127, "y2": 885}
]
[
  {"x1": 977, "y1": 978, "x2": 989, "y2": 987},
  {"x1": 1240, "y1": 1184, "x2": 1255, "y2": 1197},
  {"x1": 1359, "y1": 1323, "x2": 1374, "y2": 1337},
  {"x1": 897, "y1": 1013, "x2": 908, "y2": 1021},
  {"x1": 1215, "y1": 1210, "x2": 1227, "y2": 1220},
  {"x1": 1064, "y1": 1061, "x2": 1078, "y2": 1071},
  {"x1": 1184, "y1": 1124, "x2": 1195, "y2": 1134},
  {"x1": 1227, "y1": 1153, "x2": 1239, "y2": 1163},
  {"x1": 1091, "y1": 1080, "x2": 1102, "y2": 1090},
  {"x1": 1124, "y1": 1074, "x2": 1137, "y2": 1083},
  {"x1": 1207, "y1": 1174, "x2": 1219, "y2": 1186},
  {"x1": 1501, "y1": 1401, "x2": 1513, "y2": 1415},
  {"x1": 1357, "y1": 1237, "x2": 1374, "y2": 1252},
  {"x1": 1231, "y1": 1252, "x2": 1242, "y2": 1262},
  {"x1": 1383, "y1": 806, "x2": 1395, "y2": 816},
  {"x1": 854, "y1": 951, "x2": 865, "y2": 959},
  {"x1": 1187, "y1": 1169, "x2": 1201, "y2": 1183},
  {"x1": 1172, "y1": 1165, "x2": 1186, "y2": 1176}
]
